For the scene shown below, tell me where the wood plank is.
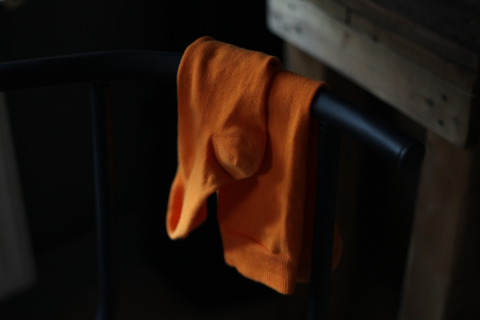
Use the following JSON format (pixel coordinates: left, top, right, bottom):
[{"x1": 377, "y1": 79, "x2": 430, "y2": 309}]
[
  {"x1": 267, "y1": 0, "x2": 473, "y2": 146},
  {"x1": 308, "y1": 0, "x2": 348, "y2": 22},
  {"x1": 399, "y1": 131, "x2": 480, "y2": 320},
  {"x1": 330, "y1": 0, "x2": 480, "y2": 74},
  {"x1": 303, "y1": 0, "x2": 478, "y2": 92},
  {"x1": 348, "y1": 12, "x2": 478, "y2": 92}
]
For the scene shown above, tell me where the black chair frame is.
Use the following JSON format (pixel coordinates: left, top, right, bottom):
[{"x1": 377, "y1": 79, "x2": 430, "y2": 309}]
[{"x1": 0, "y1": 51, "x2": 425, "y2": 320}]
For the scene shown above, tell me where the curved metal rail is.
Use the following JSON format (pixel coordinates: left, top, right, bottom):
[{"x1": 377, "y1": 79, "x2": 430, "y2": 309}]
[{"x1": 0, "y1": 51, "x2": 425, "y2": 320}]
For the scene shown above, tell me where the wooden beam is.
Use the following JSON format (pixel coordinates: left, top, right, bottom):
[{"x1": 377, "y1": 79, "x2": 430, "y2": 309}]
[
  {"x1": 305, "y1": 0, "x2": 478, "y2": 93},
  {"x1": 267, "y1": 0, "x2": 474, "y2": 147},
  {"x1": 330, "y1": 0, "x2": 480, "y2": 73},
  {"x1": 399, "y1": 131, "x2": 480, "y2": 320},
  {"x1": 347, "y1": 12, "x2": 478, "y2": 92}
]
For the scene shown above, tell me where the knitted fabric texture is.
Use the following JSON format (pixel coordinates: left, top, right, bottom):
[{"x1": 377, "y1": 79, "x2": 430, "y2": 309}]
[{"x1": 166, "y1": 36, "x2": 342, "y2": 294}]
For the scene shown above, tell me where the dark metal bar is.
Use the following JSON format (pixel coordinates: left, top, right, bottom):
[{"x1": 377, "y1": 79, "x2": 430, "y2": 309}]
[
  {"x1": 0, "y1": 51, "x2": 424, "y2": 171},
  {"x1": 308, "y1": 121, "x2": 341, "y2": 320},
  {"x1": 91, "y1": 81, "x2": 116, "y2": 320},
  {"x1": 0, "y1": 51, "x2": 182, "y2": 91},
  {"x1": 310, "y1": 88, "x2": 425, "y2": 170}
]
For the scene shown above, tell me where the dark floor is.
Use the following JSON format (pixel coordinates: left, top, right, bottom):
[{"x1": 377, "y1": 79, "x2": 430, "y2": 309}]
[{"x1": 0, "y1": 208, "x2": 312, "y2": 320}]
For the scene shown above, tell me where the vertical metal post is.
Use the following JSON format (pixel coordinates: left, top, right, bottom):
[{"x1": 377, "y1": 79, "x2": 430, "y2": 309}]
[
  {"x1": 91, "y1": 81, "x2": 116, "y2": 320},
  {"x1": 308, "y1": 121, "x2": 341, "y2": 320}
]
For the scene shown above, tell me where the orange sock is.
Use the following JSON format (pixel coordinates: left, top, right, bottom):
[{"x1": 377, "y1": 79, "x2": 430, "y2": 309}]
[{"x1": 167, "y1": 36, "x2": 342, "y2": 294}]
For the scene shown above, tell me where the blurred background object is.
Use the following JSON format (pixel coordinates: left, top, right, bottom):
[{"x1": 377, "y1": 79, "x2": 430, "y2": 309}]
[
  {"x1": 0, "y1": 91, "x2": 36, "y2": 302},
  {"x1": 0, "y1": 0, "x2": 25, "y2": 10}
]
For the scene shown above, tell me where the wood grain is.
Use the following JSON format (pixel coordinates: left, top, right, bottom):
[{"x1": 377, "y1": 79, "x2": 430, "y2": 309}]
[
  {"x1": 348, "y1": 12, "x2": 478, "y2": 92},
  {"x1": 329, "y1": 0, "x2": 480, "y2": 74},
  {"x1": 303, "y1": 0, "x2": 478, "y2": 92},
  {"x1": 267, "y1": 0, "x2": 473, "y2": 146}
]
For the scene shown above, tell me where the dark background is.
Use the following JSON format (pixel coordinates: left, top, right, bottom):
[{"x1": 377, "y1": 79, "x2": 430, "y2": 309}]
[
  {"x1": 0, "y1": 0, "x2": 283, "y2": 259},
  {"x1": 0, "y1": 1, "x2": 424, "y2": 319}
]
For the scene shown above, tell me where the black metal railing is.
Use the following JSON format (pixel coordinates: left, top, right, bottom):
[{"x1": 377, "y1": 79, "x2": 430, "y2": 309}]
[{"x1": 0, "y1": 51, "x2": 425, "y2": 320}]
